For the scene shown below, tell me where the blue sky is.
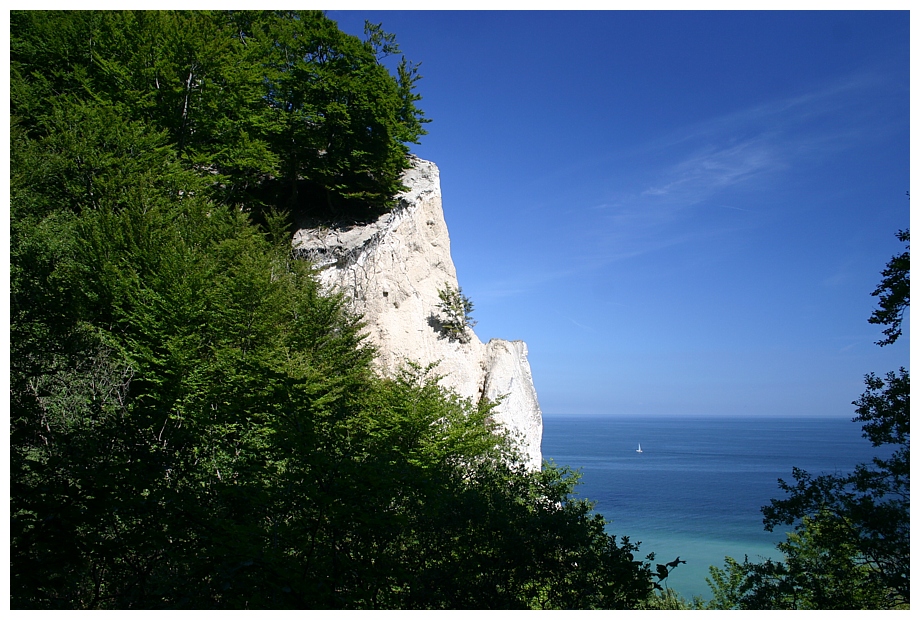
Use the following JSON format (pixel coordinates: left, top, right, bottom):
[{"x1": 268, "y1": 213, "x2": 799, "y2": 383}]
[{"x1": 328, "y1": 9, "x2": 910, "y2": 417}]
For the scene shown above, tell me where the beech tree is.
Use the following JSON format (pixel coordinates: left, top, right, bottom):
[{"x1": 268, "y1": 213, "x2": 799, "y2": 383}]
[
  {"x1": 11, "y1": 10, "x2": 430, "y2": 216},
  {"x1": 250, "y1": 11, "x2": 429, "y2": 212}
]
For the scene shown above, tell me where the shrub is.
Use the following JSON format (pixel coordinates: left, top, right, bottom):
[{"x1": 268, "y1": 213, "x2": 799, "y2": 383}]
[{"x1": 436, "y1": 284, "x2": 477, "y2": 343}]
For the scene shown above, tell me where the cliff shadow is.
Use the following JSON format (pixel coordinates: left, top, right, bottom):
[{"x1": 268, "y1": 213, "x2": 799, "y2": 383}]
[
  {"x1": 427, "y1": 313, "x2": 470, "y2": 344},
  {"x1": 427, "y1": 313, "x2": 447, "y2": 339}
]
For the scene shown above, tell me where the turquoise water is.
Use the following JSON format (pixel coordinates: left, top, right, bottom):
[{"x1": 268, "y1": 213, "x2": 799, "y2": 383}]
[{"x1": 541, "y1": 414, "x2": 881, "y2": 602}]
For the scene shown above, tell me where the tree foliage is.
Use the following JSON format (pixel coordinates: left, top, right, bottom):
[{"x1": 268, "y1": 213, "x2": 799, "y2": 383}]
[
  {"x1": 869, "y1": 230, "x2": 909, "y2": 346},
  {"x1": 11, "y1": 10, "x2": 430, "y2": 218},
  {"x1": 706, "y1": 227, "x2": 910, "y2": 610},
  {"x1": 10, "y1": 10, "x2": 656, "y2": 609},
  {"x1": 436, "y1": 284, "x2": 477, "y2": 343}
]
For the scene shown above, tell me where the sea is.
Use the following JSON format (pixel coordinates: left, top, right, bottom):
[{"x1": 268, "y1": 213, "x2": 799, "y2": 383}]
[{"x1": 541, "y1": 414, "x2": 882, "y2": 602}]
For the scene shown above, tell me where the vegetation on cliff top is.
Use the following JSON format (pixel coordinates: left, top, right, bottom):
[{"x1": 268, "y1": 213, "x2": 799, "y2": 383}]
[
  {"x1": 11, "y1": 10, "x2": 429, "y2": 221},
  {"x1": 10, "y1": 10, "x2": 659, "y2": 609}
]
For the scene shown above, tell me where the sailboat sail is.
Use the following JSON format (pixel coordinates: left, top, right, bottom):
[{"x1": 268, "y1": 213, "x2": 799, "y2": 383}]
[{"x1": 636, "y1": 443, "x2": 643, "y2": 453}]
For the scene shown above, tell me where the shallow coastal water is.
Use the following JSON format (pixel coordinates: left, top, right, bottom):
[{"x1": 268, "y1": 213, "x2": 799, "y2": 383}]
[{"x1": 541, "y1": 414, "x2": 881, "y2": 602}]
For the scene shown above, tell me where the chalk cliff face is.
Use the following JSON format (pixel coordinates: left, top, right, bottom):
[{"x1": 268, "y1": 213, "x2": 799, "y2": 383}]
[{"x1": 292, "y1": 157, "x2": 543, "y2": 469}]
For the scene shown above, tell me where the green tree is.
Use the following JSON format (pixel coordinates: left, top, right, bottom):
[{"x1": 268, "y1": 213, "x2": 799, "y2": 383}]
[
  {"x1": 249, "y1": 11, "x2": 429, "y2": 214},
  {"x1": 10, "y1": 10, "x2": 430, "y2": 216},
  {"x1": 869, "y1": 229, "x2": 909, "y2": 346},
  {"x1": 436, "y1": 284, "x2": 477, "y2": 343},
  {"x1": 706, "y1": 513, "x2": 892, "y2": 609},
  {"x1": 11, "y1": 11, "x2": 656, "y2": 609},
  {"x1": 706, "y1": 229, "x2": 910, "y2": 610}
]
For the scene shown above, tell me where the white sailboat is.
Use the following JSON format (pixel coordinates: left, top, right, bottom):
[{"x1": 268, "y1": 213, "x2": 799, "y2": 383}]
[{"x1": 636, "y1": 443, "x2": 643, "y2": 453}]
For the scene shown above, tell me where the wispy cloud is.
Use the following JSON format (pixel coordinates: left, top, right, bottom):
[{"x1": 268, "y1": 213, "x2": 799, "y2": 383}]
[
  {"x1": 628, "y1": 70, "x2": 899, "y2": 206},
  {"x1": 580, "y1": 71, "x2": 900, "y2": 264},
  {"x1": 635, "y1": 72, "x2": 897, "y2": 206},
  {"x1": 641, "y1": 138, "x2": 781, "y2": 204},
  {"x1": 567, "y1": 317, "x2": 596, "y2": 333},
  {"x1": 647, "y1": 70, "x2": 896, "y2": 154},
  {"x1": 471, "y1": 71, "x2": 903, "y2": 299}
]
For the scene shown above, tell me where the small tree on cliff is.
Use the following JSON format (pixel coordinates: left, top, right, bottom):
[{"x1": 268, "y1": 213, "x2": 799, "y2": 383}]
[{"x1": 437, "y1": 284, "x2": 477, "y2": 343}]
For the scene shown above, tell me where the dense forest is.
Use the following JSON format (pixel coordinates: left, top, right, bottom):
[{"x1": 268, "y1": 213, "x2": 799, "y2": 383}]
[
  {"x1": 9, "y1": 10, "x2": 907, "y2": 610},
  {"x1": 10, "y1": 10, "x2": 658, "y2": 609}
]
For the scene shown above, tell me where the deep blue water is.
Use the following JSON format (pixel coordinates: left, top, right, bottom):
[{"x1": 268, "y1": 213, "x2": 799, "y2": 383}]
[{"x1": 541, "y1": 414, "x2": 882, "y2": 602}]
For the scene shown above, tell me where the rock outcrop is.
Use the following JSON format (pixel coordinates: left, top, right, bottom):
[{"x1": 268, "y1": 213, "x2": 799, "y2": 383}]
[{"x1": 292, "y1": 157, "x2": 543, "y2": 469}]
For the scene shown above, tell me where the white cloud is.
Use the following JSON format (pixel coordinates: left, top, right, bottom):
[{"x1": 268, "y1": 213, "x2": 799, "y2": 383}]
[
  {"x1": 642, "y1": 138, "x2": 780, "y2": 204},
  {"x1": 469, "y1": 70, "x2": 902, "y2": 300},
  {"x1": 578, "y1": 71, "x2": 900, "y2": 266}
]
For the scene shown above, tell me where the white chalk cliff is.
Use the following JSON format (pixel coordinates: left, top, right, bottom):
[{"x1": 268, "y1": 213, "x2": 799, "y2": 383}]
[{"x1": 292, "y1": 157, "x2": 543, "y2": 469}]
